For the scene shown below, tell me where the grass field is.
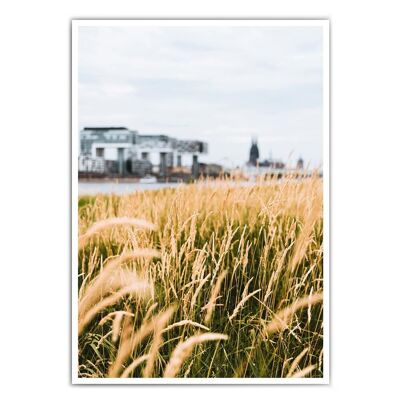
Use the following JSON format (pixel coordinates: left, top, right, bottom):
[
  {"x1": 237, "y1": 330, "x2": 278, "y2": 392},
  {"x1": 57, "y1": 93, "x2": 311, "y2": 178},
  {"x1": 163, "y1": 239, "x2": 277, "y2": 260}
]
[{"x1": 77, "y1": 176, "x2": 324, "y2": 379}]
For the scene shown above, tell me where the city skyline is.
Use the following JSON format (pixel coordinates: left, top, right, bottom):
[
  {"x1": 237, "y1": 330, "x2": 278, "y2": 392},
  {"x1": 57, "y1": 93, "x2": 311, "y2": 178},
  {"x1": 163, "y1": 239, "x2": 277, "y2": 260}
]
[{"x1": 78, "y1": 24, "x2": 324, "y2": 168}]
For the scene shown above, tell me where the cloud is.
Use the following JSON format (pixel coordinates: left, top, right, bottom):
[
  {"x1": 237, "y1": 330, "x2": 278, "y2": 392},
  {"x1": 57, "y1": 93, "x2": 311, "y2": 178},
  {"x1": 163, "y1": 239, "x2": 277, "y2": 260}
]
[{"x1": 78, "y1": 25, "x2": 323, "y2": 167}]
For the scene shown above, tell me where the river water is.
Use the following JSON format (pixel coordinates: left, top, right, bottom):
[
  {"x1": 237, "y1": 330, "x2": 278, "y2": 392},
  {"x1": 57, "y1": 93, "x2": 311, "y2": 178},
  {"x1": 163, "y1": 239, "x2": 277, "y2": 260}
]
[
  {"x1": 78, "y1": 178, "x2": 292, "y2": 196},
  {"x1": 78, "y1": 181, "x2": 184, "y2": 195}
]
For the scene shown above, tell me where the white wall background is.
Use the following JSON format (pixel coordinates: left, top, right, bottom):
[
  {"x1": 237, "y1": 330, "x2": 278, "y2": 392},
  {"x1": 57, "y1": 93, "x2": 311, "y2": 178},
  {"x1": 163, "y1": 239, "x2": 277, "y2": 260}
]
[{"x1": 1, "y1": 1, "x2": 399, "y2": 398}]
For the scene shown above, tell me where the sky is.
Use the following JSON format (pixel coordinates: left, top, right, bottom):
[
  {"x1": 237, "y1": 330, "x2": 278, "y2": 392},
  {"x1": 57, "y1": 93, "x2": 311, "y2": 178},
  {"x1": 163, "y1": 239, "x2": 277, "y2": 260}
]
[{"x1": 78, "y1": 25, "x2": 324, "y2": 168}]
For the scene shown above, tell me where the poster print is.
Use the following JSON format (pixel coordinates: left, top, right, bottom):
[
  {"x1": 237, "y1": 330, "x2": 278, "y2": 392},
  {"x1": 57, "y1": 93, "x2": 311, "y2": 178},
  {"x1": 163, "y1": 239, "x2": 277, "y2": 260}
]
[{"x1": 72, "y1": 19, "x2": 329, "y2": 384}]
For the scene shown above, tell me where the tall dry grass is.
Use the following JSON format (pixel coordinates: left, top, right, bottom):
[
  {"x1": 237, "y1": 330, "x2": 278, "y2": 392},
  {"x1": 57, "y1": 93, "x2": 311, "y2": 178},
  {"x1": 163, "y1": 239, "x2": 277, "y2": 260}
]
[{"x1": 77, "y1": 175, "x2": 324, "y2": 378}]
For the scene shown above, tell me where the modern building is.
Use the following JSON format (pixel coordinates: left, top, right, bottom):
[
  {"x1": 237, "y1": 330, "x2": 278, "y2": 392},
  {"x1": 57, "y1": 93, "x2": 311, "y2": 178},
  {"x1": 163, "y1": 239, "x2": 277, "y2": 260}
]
[
  {"x1": 78, "y1": 127, "x2": 208, "y2": 178},
  {"x1": 199, "y1": 163, "x2": 223, "y2": 178}
]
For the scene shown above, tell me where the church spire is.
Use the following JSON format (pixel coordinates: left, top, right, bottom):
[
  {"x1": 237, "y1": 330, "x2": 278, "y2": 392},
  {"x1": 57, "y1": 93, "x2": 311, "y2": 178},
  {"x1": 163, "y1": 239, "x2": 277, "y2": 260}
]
[{"x1": 249, "y1": 137, "x2": 259, "y2": 166}]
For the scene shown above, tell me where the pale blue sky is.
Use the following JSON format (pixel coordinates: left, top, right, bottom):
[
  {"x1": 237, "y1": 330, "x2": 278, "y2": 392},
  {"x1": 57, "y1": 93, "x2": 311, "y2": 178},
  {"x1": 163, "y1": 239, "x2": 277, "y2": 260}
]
[{"x1": 78, "y1": 25, "x2": 323, "y2": 167}]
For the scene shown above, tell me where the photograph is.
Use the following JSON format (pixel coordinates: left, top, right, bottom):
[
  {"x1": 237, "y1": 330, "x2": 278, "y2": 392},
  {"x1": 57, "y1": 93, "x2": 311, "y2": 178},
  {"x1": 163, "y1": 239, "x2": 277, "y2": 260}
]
[{"x1": 72, "y1": 19, "x2": 329, "y2": 383}]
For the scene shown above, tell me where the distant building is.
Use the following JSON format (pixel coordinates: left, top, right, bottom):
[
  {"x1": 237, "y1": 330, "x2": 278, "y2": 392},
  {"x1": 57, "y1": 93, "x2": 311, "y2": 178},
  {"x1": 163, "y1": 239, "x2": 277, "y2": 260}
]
[
  {"x1": 199, "y1": 163, "x2": 223, "y2": 178},
  {"x1": 248, "y1": 138, "x2": 260, "y2": 166},
  {"x1": 259, "y1": 159, "x2": 285, "y2": 169},
  {"x1": 296, "y1": 157, "x2": 304, "y2": 170},
  {"x1": 244, "y1": 137, "x2": 286, "y2": 176},
  {"x1": 79, "y1": 127, "x2": 208, "y2": 178}
]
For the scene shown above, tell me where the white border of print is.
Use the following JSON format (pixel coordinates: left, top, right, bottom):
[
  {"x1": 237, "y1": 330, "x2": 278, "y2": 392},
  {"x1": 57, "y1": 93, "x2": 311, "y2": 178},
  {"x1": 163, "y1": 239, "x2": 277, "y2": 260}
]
[{"x1": 71, "y1": 19, "x2": 330, "y2": 385}]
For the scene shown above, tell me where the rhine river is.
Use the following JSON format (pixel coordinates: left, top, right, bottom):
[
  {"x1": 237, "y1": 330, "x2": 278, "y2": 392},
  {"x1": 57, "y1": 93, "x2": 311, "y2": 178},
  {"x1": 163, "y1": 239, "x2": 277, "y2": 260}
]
[
  {"x1": 77, "y1": 180, "x2": 277, "y2": 195},
  {"x1": 78, "y1": 181, "x2": 184, "y2": 195}
]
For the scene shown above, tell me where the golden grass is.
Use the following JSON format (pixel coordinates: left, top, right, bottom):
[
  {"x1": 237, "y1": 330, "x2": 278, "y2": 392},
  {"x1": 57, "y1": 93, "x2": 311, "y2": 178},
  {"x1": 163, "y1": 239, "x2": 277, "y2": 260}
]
[
  {"x1": 163, "y1": 333, "x2": 229, "y2": 378},
  {"x1": 143, "y1": 306, "x2": 176, "y2": 377},
  {"x1": 77, "y1": 175, "x2": 324, "y2": 379},
  {"x1": 286, "y1": 347, "x2": 309, "y2": 377},
  {"x1": 289, "y1": 364, "x2": 316, "y2": 378},
  {"x1": 78, "y1": 217, "x2": 156, "y2": 250},
  {"x1": 120, "y1": 355, "x2": 149, "y2": 378},
  {"x1": 228, "y1": 288, "x2": 261, "y2": 322},
  {"x1": 262, "y1": 292, "x2": 324, "y2": 337},
  {"x1": 203, "y1": 270, "x2": 228, "y2": 324}
]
